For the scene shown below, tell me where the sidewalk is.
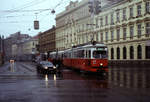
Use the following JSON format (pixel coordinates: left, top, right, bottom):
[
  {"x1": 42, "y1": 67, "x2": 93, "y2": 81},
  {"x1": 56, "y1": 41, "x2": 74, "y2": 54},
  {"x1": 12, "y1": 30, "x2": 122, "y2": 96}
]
[{"x1": 0, "y1": 61, "x2": 9, "y2": 68}]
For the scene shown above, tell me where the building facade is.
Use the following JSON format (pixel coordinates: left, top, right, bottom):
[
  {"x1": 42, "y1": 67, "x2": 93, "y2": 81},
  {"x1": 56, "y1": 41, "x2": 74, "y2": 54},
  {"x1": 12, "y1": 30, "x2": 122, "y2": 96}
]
[
  {"x1": 22, "y1": 37, "x2": 39, "y2": 55},
  {"x1": 55, "y1": 0, "x2": 150, "y2": 64},
  {"x1": 55, "y1": 0, "x2": 92, "y2": 50},
  {"x1": 93, "y1": 0, "x2": 150, "y2": 64},
  {"x1": 39, "y1": 26, "x2": 56, "y2": 54},
  {"x1": 4, "y1": 32, "x2": 31, "y2": 60},
  {"x1": 11, "y1": 36, "x2": 39, "y2": 61}
]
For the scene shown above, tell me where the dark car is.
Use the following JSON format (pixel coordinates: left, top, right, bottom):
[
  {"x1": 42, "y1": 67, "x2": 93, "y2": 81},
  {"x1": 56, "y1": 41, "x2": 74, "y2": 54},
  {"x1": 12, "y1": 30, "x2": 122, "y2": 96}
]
[{"x1": 36, "y1": 61, "x2": 57, "y2": 74}]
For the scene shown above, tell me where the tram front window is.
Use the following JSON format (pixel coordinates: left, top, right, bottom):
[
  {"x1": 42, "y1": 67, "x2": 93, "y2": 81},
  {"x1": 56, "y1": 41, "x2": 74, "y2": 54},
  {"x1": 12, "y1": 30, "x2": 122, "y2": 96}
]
[{"x1": 93, "y1": 51, "x2": 107, "y2": 59}]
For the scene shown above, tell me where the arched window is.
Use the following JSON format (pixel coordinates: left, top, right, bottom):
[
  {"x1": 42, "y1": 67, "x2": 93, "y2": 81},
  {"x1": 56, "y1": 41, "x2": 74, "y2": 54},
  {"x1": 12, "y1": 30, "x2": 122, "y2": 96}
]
[
  {"x1": 123, "y1": 47, "x2": 127, "y2": 59},
  {"x1": 137, "y1": 45, "x2": 142, "y2": 59},
  {"x1": 130, "y1": 46, "x2": 134, "y2": 59},
  {"x1": 111, "y1": 48, "x2": 114, "y2": 59},
  {"x1": 117, "y1": 47, "x2": 120, "y2": 59},
  {"x1": 146, "y1": 46, "x2": 150, "y2": 59}
]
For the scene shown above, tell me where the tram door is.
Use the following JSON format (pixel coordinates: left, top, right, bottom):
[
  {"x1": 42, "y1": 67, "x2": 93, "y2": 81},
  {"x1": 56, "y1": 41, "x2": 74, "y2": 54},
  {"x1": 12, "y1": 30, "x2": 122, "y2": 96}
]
[{"x1": 85, "y1": 49, "x2": 91, "y2": 59}]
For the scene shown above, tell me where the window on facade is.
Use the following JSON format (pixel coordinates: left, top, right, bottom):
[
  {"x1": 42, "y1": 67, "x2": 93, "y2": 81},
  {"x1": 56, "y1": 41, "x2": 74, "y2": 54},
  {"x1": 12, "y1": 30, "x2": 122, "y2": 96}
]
[
  {"x1": 111, "y1": 30, "x2": 114, "y2": 42},
  {"x1": 130, "y1": 46, "x2": 134, "y2": 59},
  {"x1": 146, "y1": 22, "x2": 150, "y2": 37},
  {"x1": 96, "y1": 33, "x2": 99, "y2": 41},
  {"x1": 86, "y1": 35, "x2": 88, "y2": 42},
  {"x1": 130, "y1": 7, "x2": 134, "y2": 18},
  {"x1": 101, "y1": 33, "x2": 103, "y2": 42},
  {"x1": 105, "y1": 15, "x2": 108, "y2": 25},
  {"x1": 78, "y1": 38, "x2": 80, "y2": 44},
  {"x1": 117, "y1": 28, "x2": 120, "y2": 41},
  {"x1": 116, "y1": 11, "x2": 120, "y2": 22},
  {"x1": 137, "y1": 45, "x2": 142, "y2": 59},
  {"x1": 90, "y1": 35, "x2": 93, "y2": 41},
  {"x1": 96, "y1": 18, "x2": 99, "y2": 28},
  {"x1": 111, "y1": 48, "x2": 114, "y2": 59},
  {"x1": 82, "y1": 36, "x2": 85, "y2": 43},
  {"x1": 146, "y1": 46, "x2": 150, "y2": 59},
  {"x1": 100, "y1": 18, "x2": 103, "y2": 27},
  {"x1": 82, "y1": 24, "x2": 85, "y2": 31},
  {"x1": 123, "y1": 27, "x2": 127, "y2": 40},
  {"x1": 137, "y1": 4, "x2": 142, "y2": 16},
  {"x1": 146, "y1": 2, "x2": 150, "y2": 13},
  {"x1": 123, "y1": 8, "x2": 127, "y2": 20},
  {"x1": 105, "y1": 31, "x2": 108, "y2": 42},
  {"x1": 117, "y1": 47, "x2": 120, "y2": 59},
  {"x1": 78, "y1": 25, "x2": 80, "y2": 32},
  {"x1": 111, "y1": 13, "x2": 114, "y2": 25},
  {"x1": 123, "y1": 47, "x2": 127, "y2": 59},
  {"x1": 137, "y1": 24, "x2": 142, "y2": 38},
  {"x1": 130, "y1": 25, "x2": 134, "y2": 39},
  {"x1": 86, "y1": 24, "x2": 88, "y2": 30}
]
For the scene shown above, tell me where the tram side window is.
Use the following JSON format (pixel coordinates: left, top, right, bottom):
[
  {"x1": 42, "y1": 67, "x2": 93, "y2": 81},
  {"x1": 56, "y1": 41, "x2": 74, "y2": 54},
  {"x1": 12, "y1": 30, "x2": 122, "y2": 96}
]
[
  {"x1": 89, "y1": 50, "x2": 91, "y2": 58},
  {"x1": 85, "y1": 50, "x2": 88, "y2": 58},
  {"x1": 64, "y1": 53, "x2": 67, "y2": 58},
  {"x1": 66, "y1": 53, "x2": 69, "y2": 58},
  {"x1": 77, "y1": 50, "x2": 84, "y2": 58},
  {"x1": 68, "y1": 52, "x2": 71, "y2": 58},
  {"x1": 73, "y1": 51, "x2": 78, "y2": 58},
  {"x1": 85, "y1": 50, "x2": 91, "y2": 58}
]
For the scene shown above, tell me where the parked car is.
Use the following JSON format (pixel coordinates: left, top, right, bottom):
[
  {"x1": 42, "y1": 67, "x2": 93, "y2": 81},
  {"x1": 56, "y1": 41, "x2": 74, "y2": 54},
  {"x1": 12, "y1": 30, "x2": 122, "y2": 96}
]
[{"x1": 36, "y1": 61, "x2": 57, "y2": 74}]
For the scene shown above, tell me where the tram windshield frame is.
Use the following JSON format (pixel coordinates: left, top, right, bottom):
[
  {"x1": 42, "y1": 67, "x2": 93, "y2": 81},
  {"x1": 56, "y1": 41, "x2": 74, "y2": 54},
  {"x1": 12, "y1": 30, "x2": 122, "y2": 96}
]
[{"x1": 93, "y1": 50, "x2": 107, "y2": 59}]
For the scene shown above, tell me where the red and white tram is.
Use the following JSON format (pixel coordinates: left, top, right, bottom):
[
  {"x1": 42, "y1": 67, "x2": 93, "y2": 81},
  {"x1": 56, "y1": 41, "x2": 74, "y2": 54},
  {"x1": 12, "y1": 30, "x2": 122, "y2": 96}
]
[
  {"x1": 48, "y1": 50, "x2": 64, "y2": 66},
  {"x1": 63, "y1": 43, "x2": 108, "y2": 73}
]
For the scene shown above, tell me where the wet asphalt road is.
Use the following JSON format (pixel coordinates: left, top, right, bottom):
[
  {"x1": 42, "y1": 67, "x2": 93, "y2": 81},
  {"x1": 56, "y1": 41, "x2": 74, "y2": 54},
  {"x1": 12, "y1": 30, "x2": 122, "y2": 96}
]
[{"x1": 0, "y1": 62, "x2": 150, "y2": 102}]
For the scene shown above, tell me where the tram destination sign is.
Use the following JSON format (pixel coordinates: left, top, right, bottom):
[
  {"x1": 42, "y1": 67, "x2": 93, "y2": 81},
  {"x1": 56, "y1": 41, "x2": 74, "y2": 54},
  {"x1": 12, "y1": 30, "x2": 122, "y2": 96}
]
[{"x1": 97, "y1": 47, "x2": 105, "y2": 50}]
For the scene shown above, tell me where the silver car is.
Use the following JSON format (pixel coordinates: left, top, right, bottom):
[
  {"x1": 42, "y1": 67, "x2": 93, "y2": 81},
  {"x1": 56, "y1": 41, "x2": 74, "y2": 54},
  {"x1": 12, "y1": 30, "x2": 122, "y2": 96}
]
[{"x1": 36, "y1": 61, "x2": 56, "y2": 74}]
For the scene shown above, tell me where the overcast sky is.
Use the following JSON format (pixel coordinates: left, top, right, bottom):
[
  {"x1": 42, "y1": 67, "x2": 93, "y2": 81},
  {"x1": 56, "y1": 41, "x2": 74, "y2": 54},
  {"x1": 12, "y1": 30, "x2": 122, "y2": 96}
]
[{"x1": 0, "y1": 0, "x2": 81, "y2": 37}]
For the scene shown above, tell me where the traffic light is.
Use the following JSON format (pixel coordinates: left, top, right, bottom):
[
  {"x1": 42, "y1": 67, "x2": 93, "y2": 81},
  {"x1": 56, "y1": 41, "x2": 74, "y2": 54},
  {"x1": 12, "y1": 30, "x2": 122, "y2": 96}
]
[
  {"x1": 88, "y1": 0, "x2": 101, "y2": 15},
  {"x1": 88, "y1": 1, "x2": 94, "y2": 13},
  {"x1": 94, "y1": 0, "x2": 101, "y2": 14}
]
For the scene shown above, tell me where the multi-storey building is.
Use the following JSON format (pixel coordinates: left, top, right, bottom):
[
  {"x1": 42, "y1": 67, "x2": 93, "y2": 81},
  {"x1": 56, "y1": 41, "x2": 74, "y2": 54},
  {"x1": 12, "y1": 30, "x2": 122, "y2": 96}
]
[
  {"x1": 4, "y1": 32, "x2": 31, "y2": 60},
  {"x1": 11, "y1": 36, "x2": 39, "y2": 61},
  {"x1": 22, "y1": 37, "x2": 39, "y2": 55},
  {"x1": 55, "y1": 0, "x2": 150, "y2": 64},
  {"x1": 56, "y1": 0, "x2": 92, "y2": 50},
  {"x1": 39, "y1": 26, "x2": 56, "y2": 54},
  {"x1": 93, "y1": 0, "x2": 150, "y2": 64}
]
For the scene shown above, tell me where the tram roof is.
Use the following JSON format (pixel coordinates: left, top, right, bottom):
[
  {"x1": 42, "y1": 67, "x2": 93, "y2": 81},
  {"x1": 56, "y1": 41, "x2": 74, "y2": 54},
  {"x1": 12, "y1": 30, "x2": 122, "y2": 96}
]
[{"x1": 73, "y1": 42, "x2": 106, "y2": 49}]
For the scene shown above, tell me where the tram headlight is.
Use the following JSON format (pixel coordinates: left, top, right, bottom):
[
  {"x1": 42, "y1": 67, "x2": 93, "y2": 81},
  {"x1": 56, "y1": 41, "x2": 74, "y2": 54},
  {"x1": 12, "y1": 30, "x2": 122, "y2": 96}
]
[
  {"x1": 100, "y1": 63, "x2": 103, "y2": 66},
  {"x1": 44, "y1": 66, "x2": 48, "y2": 69},
  {"x1": 53, "y1": 66, "x2": 56, "y2": 69}
]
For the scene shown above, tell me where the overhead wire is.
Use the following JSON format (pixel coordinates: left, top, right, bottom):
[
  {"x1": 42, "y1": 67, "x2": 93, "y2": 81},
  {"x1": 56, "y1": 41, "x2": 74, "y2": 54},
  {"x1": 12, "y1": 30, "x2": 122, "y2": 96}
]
[
  {"x1": 0, "y1": 9, "x2": 51, "y2": 13},
  {"x1": 0, "y1": 0, "x2": 49, "y2": 16},
  {"x1": 0, "y1": 0, "x2": 76, "y2": 24}
]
